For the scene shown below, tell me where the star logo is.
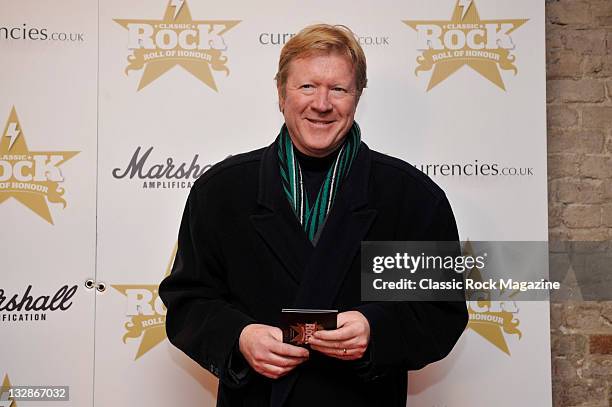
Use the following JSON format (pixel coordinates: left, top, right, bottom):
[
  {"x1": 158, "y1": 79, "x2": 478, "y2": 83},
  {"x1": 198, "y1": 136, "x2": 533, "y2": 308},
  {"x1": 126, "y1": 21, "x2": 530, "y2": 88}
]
[
  {"x1": 463, "y1": 242, "x2": 522, "y2": 355},
  {"x1": 0, "y1": 374, "x2": 16, "y2": 407},
  {"x1": 0, "y1": 107, "x2": 79, "y2": 224},
  {"x1": 111, "y1": 243, "x2": 176, "y2": 360},
  {"x1": 403, "y1": 0, "x2": 528, "y2": 90},
  {"x1": 114, "y1": 0, "x2": 240, "y2": 91},
  {"x1": 467, "y1": 293, "x2": 522, "y2": 355}
]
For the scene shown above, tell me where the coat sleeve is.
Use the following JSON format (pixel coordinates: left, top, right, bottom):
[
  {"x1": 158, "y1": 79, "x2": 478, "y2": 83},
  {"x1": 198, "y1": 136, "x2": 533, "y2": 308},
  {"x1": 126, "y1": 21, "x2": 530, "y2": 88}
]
[
  {"x1": 159, "y1": 187, "x2": 256, "y2": 387},
  {"x1": 354, "y1": 194, "x2": 468, "y2": 380}
]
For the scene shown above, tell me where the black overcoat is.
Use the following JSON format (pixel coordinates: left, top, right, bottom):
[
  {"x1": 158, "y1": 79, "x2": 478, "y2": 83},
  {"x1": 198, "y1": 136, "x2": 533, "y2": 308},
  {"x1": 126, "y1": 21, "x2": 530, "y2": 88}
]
[{"x1": 159, "y1": 140, "x2": 468, "y2": 407}]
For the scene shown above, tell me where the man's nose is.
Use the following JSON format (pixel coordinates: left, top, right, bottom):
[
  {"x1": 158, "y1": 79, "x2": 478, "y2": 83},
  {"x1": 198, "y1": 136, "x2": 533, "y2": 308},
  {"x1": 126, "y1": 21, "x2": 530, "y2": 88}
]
[{"x1": 311, "y1": 89, "x2": 333, "y2": 112}]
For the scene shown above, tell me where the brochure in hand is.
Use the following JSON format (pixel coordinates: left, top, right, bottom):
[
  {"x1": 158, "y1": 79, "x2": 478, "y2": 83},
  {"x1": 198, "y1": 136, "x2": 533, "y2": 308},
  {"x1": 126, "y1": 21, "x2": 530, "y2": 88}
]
[{"x1": 280, "y1": 308, "x2": 338, "y2": 346}]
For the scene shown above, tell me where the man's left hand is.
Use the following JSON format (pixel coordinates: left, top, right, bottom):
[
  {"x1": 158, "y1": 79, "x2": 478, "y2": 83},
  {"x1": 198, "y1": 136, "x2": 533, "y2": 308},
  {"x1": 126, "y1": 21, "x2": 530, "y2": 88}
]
[{"x1": 308, "y1": 311, "x2": 370, "y2": 361}]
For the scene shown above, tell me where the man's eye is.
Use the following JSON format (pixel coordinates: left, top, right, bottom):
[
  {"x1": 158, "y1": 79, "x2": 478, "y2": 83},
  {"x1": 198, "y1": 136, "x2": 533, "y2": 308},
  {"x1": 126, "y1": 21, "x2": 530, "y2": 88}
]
[
  {"x1": 332, "y1": 87, "x2": 347, "y2": 93},
  {"x1": 301, "y1": 84, "x2": 314, "y2": 89}
]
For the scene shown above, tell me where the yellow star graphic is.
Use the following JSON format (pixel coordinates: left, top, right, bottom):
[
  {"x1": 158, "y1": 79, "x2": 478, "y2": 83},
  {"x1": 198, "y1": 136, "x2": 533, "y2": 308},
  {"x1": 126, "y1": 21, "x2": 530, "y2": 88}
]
[
  {"x1": 0, "y1": 107, "x2": 79, "y2": 225},
  {"x1": 468, "y1": 307, "x2": 514, "y2": 355},
  {"x1": 0, "y1": 373, "x2": 17, "y2": 407},
  {"x1": 114, "y1": 1, "x2": 240, "y2": 91},
  {"x1": 404, "y1": 0, "x2": 527, "y2": 90},
  {"x1": 112, "y1": 243, "x2": 177, "y2": 360},
  {"x1": 463, "y1": 242, "x2": 522, "y2": 355}
]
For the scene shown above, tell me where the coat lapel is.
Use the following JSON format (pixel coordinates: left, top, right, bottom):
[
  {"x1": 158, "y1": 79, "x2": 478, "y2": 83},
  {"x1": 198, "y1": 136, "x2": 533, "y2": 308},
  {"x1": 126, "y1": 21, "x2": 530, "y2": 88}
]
[{"x1": 250, "y1": 142, "x2": 313, "y2": 283}]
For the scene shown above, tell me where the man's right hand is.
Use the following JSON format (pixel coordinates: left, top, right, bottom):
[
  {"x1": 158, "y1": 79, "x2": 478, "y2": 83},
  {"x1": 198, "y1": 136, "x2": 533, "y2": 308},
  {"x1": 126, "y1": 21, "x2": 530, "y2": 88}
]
[{"x1": 239, "y1": 324, "x2": 309, "y2": 379}]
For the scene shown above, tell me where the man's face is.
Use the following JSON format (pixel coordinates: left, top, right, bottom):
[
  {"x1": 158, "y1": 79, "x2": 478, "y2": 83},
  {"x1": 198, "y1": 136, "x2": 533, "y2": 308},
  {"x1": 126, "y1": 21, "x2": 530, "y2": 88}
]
[{"x1": 278, "y1": 52, "x2": 359, "y2": 157}]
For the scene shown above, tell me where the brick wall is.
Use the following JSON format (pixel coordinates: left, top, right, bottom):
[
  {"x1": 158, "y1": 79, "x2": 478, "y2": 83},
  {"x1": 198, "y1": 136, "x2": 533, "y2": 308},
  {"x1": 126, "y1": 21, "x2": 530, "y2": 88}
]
[{"x1": 546, "y1": 0, "x2": 612, "y2": 405}]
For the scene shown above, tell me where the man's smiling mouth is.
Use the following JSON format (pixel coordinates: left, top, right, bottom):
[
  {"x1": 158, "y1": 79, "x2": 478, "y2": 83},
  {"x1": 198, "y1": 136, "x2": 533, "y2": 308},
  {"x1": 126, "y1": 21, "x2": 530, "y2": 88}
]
[{"x1": 306, "y1": 118, "x2": 335, "y2": 126}]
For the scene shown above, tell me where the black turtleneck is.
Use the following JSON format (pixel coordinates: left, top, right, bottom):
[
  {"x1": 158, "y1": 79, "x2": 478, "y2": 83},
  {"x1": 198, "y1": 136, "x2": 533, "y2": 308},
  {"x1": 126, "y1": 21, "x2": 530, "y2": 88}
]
[{"x1": 294, "y1": 147, "x2": 341, "y2": 205}]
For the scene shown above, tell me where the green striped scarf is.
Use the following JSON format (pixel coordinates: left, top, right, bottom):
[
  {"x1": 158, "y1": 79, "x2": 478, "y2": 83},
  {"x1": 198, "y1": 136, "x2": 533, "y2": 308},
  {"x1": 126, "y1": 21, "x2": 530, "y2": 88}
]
[{"x1": 277, "y1": 122, "x2": 361, "y2": 242}]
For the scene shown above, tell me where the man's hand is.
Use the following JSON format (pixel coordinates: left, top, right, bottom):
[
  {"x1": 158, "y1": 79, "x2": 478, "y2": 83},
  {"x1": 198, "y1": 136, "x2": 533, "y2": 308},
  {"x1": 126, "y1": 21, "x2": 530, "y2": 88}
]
[
  {"x1": 308, "y1": 311, "x2": 370, "y2": 361},
  {"x1": 239, "y1": 324, "x2": 309, "y2": 379}
]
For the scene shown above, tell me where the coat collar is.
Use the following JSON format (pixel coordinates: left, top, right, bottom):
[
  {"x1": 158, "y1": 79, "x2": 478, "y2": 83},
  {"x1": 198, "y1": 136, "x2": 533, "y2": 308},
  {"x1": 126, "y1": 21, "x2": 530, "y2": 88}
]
[
  {"x1": 256, "y1": 137, "x2": 371, "y2": 212},
  {"x1": 250, "y1": 138, "x2": 377, "y2": 301}
]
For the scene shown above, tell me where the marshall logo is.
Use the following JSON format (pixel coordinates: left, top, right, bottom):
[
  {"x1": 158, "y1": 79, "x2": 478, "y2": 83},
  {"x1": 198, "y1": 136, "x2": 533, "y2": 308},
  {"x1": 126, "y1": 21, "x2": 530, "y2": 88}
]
[
  {"x1": 114, "y1": 0, "x2": 240, "y2": 91},
  {"x1": 403, "y1": 0, "x2": 528, "y2": 91},
  {"x1": 0, "y1": 285, "x2": 78, "y2": 322},
  {"x1": 0, "y1": 107, "x2": 79, "y2": 224},
  {"x1": 111, "y1": 244, "x2": 176, "y2": 360},
  {"x1": 111, "y1": 146, "x2": 219, "y2": 189}
]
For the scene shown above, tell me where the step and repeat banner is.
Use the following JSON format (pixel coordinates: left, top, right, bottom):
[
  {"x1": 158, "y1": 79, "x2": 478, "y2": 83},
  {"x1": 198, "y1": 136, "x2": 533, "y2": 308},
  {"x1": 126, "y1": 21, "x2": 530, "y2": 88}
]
[{"x1": 1, "y1": 0, "x2": 550, "y2": 406}]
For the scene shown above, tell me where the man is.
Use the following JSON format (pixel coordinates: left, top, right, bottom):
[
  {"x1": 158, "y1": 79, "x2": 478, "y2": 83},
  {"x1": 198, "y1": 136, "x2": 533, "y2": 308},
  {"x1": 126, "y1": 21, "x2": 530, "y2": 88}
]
[{"x1": 159, "y1": 24, "x2": 467, "y2": 407}]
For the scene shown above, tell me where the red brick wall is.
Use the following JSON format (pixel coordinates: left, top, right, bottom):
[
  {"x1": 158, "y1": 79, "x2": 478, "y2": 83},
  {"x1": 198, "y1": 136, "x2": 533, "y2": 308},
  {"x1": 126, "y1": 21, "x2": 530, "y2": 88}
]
[{"x1": 546, "y1": 0, "x2": 612, "y2": 405}]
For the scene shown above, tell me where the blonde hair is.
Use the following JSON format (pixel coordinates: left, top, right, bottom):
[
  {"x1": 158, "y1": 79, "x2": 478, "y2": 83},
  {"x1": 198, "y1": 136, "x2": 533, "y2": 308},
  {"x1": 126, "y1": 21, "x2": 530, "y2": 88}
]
[{"x1": 275, "y1": 24, "x2": 367, "y2": 97}]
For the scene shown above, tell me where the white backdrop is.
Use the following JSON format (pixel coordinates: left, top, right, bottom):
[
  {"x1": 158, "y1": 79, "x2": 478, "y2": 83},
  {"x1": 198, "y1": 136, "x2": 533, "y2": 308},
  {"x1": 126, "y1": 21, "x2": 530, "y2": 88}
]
[{"x1": 0, "y1": 0, "x2": 550, "y2": 406}]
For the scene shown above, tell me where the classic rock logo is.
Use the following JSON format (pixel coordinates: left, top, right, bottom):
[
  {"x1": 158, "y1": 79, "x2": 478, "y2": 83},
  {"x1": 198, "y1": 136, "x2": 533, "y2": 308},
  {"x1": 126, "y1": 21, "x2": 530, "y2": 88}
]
[
  {"x1": 468, "y1": 298, "x2": 522, "y2": 355},
  {"x1": 0, "y1": 107, "x2": 79, "y2": 224},
  {"x1": 403, "y1": 0, "x2": 528, "y2": 91},
  {"x1": 111, "y1": 244, "x2": 176, "y2": 360},
  {"x1": 464, "y1": 242, "x2": 522, "y2": 355},
  {"x1": 114, "y1": 0, "x2": 240, "y2": 91},
  {"x1": 0, "y1": 374, "x2": 17, "y2": 407}
]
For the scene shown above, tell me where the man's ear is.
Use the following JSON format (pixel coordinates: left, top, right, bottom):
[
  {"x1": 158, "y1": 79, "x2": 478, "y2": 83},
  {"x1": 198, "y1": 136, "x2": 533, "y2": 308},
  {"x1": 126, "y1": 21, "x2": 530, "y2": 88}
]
[
  {"x1": 354, "y1": 85, "x2": 363, "y2": 107},
  {"x1": 277, "y1": 84, "x2": 285, "y2": 113}
]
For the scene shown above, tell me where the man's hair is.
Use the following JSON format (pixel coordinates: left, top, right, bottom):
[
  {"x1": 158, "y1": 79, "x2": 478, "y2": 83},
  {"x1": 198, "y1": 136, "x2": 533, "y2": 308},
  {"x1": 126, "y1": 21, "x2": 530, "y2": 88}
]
[{"x1": 275, "y1": 24, "x2": 367, "y2": 97}]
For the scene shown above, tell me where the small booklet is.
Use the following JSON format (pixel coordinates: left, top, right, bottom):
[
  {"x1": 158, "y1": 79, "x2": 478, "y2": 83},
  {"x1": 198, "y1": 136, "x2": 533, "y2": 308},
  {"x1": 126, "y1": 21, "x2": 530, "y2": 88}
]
[{"x1": 280, "y1": 308, "x2": 338, "y2": 346}]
